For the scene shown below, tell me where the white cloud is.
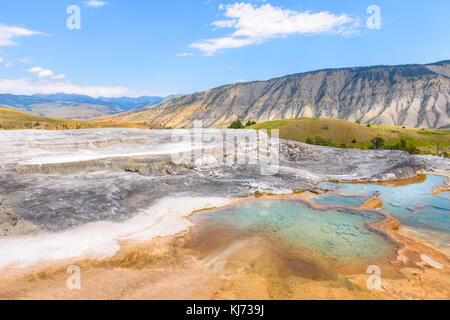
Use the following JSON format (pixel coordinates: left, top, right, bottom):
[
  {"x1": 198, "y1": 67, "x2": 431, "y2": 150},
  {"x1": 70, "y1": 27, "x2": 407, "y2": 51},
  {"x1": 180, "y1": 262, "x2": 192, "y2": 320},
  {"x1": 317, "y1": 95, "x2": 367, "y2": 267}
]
[
  {"x1": 84, "y1": 0, "x2": 108, "y2": 7},
  {"x1": 29, "y1": 67, "x2": 65, "y2": 79},
  {"x1": 5, "y1": 57, "x2": 31, "y2": 67},
  {"x1": 191, "y1": 36, "x2": 260, "y2": 56},
  {"x1": 38, "y1": 69, "x2": 54, "y2": 77},
  {"x1": 190, "y1": 2, "x2": 358, "y2": 55},
  {"x1": 212, "y1": 19, "x2": 237, "y2": 28},
  {"x1": 176, "y1": 52, "x2": 193, "y2": 56},
  {"x1": 0, "y1": 78, "x2": 152, "y2": 98},
  {"x1": 0, "y1": 57, "x2": 3, "y2": 63},
  {"x1": 51, "y1": 74, "x2": 66, "y2": 80},
  {"x1": 28, "y1": 66, "x2": 43, "y2": 73},
  {"x1": 0, "y1": 24, "x2": 42, "y2": 46}
]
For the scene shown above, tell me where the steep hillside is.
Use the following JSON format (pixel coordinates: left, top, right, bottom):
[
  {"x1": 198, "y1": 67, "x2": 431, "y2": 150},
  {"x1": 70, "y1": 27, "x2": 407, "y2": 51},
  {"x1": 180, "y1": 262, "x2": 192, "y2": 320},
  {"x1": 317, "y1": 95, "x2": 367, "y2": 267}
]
[{"x1": 100, "y1": 60, "x2": 450, "y2": 129}]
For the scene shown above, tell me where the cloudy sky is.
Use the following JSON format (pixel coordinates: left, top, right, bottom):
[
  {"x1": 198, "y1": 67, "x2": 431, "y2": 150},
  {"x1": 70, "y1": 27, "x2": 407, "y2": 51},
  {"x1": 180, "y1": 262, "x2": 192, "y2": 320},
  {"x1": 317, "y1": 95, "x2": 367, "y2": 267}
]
[{"x1": 0, "y1": 0, "x2": 449, "y2": 97}]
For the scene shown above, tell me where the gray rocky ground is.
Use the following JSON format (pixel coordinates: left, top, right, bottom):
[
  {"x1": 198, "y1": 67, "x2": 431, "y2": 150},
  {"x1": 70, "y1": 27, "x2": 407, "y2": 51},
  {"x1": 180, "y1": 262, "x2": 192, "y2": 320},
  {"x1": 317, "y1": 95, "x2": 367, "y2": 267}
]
[{"x1": 0, "y1": 128, "x2": 449, "y2": 235}]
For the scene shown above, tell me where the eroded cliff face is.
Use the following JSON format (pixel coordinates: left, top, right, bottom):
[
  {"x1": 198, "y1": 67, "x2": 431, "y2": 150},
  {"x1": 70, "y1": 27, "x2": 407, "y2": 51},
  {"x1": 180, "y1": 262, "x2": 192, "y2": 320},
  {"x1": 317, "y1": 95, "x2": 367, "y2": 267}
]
[{"x1": 110, "y1": 61, "x2": 450, "y2": 129}]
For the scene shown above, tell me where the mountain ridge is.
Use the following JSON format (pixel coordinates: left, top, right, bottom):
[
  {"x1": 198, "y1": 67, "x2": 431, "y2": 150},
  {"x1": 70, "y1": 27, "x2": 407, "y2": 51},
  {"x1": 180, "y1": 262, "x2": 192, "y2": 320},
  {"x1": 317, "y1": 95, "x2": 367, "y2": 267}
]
[
  {"x1": 0, "y1": 93, "x2": 182, "y2": 119},
  {"x1": 98, "y1": 60, "x2": 450, "y2": 129}
]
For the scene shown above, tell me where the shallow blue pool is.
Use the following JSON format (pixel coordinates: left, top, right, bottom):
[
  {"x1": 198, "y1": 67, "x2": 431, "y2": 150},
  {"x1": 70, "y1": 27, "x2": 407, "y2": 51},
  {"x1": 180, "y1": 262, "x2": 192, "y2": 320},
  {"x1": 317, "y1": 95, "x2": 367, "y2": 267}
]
[
  {"x1": 192, "y1": 198, "x2": 392, "y2": 261},
  {"x1": 192, "y1": 175, "x2": 448, "y2": 263},
  {"x1": 317, "y1": 175, "x2": 450, "y2": 233}
]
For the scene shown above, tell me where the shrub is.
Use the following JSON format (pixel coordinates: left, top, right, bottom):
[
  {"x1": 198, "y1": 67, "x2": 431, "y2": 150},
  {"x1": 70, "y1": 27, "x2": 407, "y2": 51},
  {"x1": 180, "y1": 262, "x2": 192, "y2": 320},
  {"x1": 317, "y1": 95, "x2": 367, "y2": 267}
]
[
  {"x1": 400, "y1": 139, "x2": 407, "y2": 150},
  {"x1": 313, "y1": 136, "x2": 330, "y2": 146},
  {"x1": 229, "y1": 120, "x2": 244, "y2": 129},
  {"x1": 352, "y1": 139, "x2": 357, "y2": 143},
  {"x1": 245, "y1": 120, "x2": 256, "y2": 127},
  {"x1": 387, "y1": 143, "x2": 400, "y2": 150},
  {"x1": 367, "y1": 123, "x2": 371, "y2": 128},
  {"x1": 406, "y1": 145, "x2": 419, "y2": 155},
  {"x1": 355, "y1": 119, "x2": 361, "y2": 124},
  {"x1": 305, "y1": 136, "x2": 330, "y2": 146},
  {"x1": 370, "y1": 136, "x2": 385, "y2": 149}
]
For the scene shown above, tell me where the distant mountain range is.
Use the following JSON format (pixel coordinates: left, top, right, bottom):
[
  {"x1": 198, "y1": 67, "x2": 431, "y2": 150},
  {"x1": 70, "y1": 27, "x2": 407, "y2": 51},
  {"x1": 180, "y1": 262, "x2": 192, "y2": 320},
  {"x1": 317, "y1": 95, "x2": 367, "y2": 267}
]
[
  {"x1": 99, "y1": 60, "x2": 450, "y2": 129},
  {"x1": 0, "y1": 93, "x2": 183, "y2": 119}
]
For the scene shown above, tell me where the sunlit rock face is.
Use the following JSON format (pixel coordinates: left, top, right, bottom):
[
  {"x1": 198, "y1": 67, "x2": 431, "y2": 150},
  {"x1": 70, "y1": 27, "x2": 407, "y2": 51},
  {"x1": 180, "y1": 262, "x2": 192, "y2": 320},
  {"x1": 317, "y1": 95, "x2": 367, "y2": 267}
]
[
  {"x1": 104, "y1": 61, "x2": 450, "y2": 129},
  {"x1": 0, "y1": 128, "x2": 448, "y2": 234}
]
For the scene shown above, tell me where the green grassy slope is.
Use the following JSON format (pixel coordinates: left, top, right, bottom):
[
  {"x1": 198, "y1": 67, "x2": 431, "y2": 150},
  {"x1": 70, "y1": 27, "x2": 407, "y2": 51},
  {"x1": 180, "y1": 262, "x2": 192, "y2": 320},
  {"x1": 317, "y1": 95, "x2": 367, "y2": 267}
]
[{"x1": 249, "y1": 118, "x2": 450, "y2": 155}]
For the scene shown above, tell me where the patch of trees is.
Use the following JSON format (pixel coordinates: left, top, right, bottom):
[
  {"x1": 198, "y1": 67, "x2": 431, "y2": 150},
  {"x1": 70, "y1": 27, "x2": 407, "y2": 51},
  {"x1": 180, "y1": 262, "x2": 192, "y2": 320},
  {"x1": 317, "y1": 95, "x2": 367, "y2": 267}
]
[
  {"x1": 305, "y1": 136, "x2": 332, "y2": 146},
  {"x1": 228, "y1": 120, "x2": 244, "y2": 129},
  {"x1": 384, "y1": 138, "x2": 420, "y2": 154},
  {"x1": 228, "y1": 119, "x2": 256, "y2": 129},
  {"x1": 369, "y1": 136, "x2": 385, "y2": 149},
  {"x1": 304, "y1": 135, "x2": 423, "y2": 155}
]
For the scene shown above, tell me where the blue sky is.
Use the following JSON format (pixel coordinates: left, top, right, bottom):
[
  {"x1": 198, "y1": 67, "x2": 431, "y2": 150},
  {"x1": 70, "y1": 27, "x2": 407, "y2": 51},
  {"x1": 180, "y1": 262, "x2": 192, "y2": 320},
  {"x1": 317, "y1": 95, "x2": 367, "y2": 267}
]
[{"x1": 0, "y1": 0, "x2": 449, "y2": 97}]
